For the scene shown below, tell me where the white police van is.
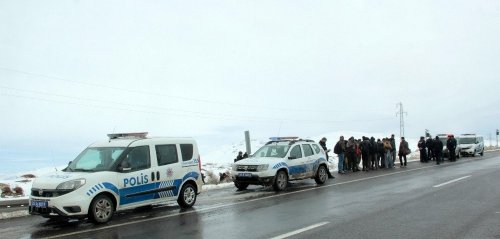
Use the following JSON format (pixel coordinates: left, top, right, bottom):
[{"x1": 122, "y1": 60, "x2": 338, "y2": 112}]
[
  {"x1": 29, "y1": 132, "x2": 203, "y2": 223},
  {"x1": 459, "y1": 134, "x2": 484, "y2": 157},
  {"x1": 231, "y1": 137, "x2": 330, "y2": 191}
]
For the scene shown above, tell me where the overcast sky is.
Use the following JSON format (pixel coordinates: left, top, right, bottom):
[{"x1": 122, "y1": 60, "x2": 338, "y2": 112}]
[{"x1": 1, "y1": 0, "x2": 499, "y2": 174}]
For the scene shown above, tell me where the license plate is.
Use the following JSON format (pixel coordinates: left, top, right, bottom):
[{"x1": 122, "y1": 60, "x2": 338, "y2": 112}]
[
  {"x1": 238, "y1": 173, "x2": 252, "y2": 178},
  {"x1": 31, "y1": 200, "x2": 48, "y2": 208}
]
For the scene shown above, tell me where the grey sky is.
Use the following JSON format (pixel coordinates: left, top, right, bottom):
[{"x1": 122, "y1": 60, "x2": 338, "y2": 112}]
[{"x1": 1, "y1": 1, "x2": 499, "y2": 174}]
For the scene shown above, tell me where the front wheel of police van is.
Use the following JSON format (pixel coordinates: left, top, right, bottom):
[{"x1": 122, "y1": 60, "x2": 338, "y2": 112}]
[
  {"x1": 273, "y1": 170, "x2": 288, "y2": 191},
  {"x1": 89, "y1": 194, "x2": 115, "y2": 224},
  {"x1": 234, "y1": 181, "x2": 249, "y2": 191},
  {"x1": 315, "y1": 165, "x2": 328, "y2": 185},
  {"x1": 178, "y1": 183, "x2": 197, "y2": 208}
]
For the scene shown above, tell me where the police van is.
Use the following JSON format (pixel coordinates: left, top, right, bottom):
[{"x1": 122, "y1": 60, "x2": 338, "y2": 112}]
[
  {"x1": 29, "y1": 132, "x2": 203, "y2": 223},
  {"x1": 459, "y1": 134, "x2": 484, "y2": 157},
  {"x1": 231, "y1": 137, "x2": 330, "y2": 191}
]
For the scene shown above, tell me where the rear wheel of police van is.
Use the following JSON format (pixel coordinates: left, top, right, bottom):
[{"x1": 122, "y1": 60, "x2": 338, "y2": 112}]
[
  {"x1": 89, "y1": 194, "x2": 114, "y2": 224},
  {"x1": 315, "y1": 165, "x2": 328, "y2": 185},
  {"x1": 273, "y1": 170, "x2": 288, "y2": 191},
  {"x1": 178, "y1": 183, "x2": 197, "y2": 208},
  {"x1": 234, "y1": 181, "x2": 249, "y2": 190}
]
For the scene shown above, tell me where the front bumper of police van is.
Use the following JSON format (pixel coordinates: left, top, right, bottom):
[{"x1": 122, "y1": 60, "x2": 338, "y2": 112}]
[{"x1": 29, "y1": 188, "x2": 91, "y2": 218}]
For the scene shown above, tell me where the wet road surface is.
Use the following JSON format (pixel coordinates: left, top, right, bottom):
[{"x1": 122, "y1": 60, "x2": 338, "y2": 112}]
[{"x1": 1, "y1": 151, "x2": 500, "y2": 239}]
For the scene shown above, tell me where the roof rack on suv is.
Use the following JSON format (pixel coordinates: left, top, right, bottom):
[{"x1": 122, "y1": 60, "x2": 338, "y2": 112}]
[{"x1": 107, "y1": 132, "x2": 149, "y2": 140}]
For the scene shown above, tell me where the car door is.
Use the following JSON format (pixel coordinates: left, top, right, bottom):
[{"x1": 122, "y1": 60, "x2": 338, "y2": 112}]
[
  {"x1": 153, "y1": 144, "x2": 182, "y2": 202},
  {"x1": 301, "y1": 144, "x2": 316, "y2": 178},
  {"x1": 116, "y1": 145, "x2": 157, "y2": 207},
  {"x1": 287, "y1": 145, "x2": 305, "y2": 180}
]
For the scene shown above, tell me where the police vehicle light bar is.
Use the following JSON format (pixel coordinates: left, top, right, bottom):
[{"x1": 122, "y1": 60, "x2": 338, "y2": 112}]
[
  {"x1": 269, "y1": 137, "x2": 299, "y2": 141},
  {"x1": 107, "y1": 132, "x2": 148, "y2": 139}
]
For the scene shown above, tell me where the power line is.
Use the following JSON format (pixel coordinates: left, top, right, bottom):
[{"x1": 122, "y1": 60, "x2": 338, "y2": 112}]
[
  {"x1": 0, "y1": 91, "x2": 396, "y2": 125},
  {"x1": 0, "y1": 66, "x2": 393, "y2": 113}
]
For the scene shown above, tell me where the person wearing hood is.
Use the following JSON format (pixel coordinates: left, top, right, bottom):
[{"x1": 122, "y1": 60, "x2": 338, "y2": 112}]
[{"x1": 447, "y1": 135, "x2": 458, "y2": 162}]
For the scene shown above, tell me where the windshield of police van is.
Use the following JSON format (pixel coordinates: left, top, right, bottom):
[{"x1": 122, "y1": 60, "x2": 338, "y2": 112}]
[
  {"x1": 65, "y1": 147, "x2": 126, "y2": 172},
  {"x1": 460, "y1": 138, "x2": 476, "y2": 144},
  {"x1": 253, "y1": 145, "x2": 290, "y2": 158}
]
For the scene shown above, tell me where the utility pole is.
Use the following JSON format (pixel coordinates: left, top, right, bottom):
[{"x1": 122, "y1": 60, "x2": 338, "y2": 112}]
[
  {"x1": 396, "y1": 102, "x2": 407, "y2": 138},
  {"x1": 244, "y1": 130, "x2": 252, "y2": 155},
  {"x1": 496, "y1": 129, "x2": 499, "y2": 147}
]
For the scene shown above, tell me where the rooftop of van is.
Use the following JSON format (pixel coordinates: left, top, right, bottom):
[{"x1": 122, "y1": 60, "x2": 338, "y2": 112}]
[{"x1": 88, "y1": 132, "x2": 195, "y2": 148}]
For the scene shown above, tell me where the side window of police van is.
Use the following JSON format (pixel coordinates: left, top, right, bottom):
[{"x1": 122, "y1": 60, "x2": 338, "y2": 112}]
[
  {"x1": 156, "y1": 144, "x2": 179, "y2": 166},
  {"x1": 311, "y1": 144, "x2": 321, "y2": 154},
  {"x1": 125, "y1": 146, "x2": 150, "y2": 171},
  {"x1": 180, "y1": 144, "x2": 194, "y2": 161},
  {"x1": 289, "y1": 145, "x2": 302, "y2": 159}
]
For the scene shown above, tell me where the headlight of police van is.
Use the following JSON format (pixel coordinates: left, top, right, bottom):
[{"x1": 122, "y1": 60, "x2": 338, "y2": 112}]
[
  {"x1": 257, "y1": 164, "x2": 269, "y2": 171},
  {"x1": 56, "y1": 178, "x2": 86, "y2": 191},
  {"x1": 232, "y1": 164, "x2": 238, "y2": 171}
]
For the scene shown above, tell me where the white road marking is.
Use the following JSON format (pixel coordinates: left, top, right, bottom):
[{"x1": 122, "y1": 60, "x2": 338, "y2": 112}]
[
  {"x1": 433, "y1": 175, "x2": 472, "y2": 188},
  {"x1": 270, "y1": 222, "x2": 330, "y2": 239},
  {"x1": 43, "y1": 164, "x2": 440, "y2": 239}
]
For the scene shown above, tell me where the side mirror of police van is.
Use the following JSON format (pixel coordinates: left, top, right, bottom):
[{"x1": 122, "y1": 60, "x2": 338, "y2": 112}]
[
  {"x1": 288, "y1": 156, "x2": 297, "y2": 160},
  {"x1": 119, "y1": 161, "x2": 132, "y2": 172}
]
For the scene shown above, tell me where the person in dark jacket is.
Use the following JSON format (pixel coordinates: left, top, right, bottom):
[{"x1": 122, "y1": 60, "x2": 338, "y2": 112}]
[
  {"x1": 390, "y1": 134, "x2": 397, "y2": 166},
  {"x1": 319, "y1": 137, "x2": 330, "y2": 161},
  {"x1": 361, "y1": 137, "x2": 371, "y2": 171},
  {"x1": 346, "y1": 137, "x2": 356, "y2": 172},
  {"x1": 334, "y1": 136, "x2": 347, "y2": 174},
  {"x1": 234, "y1": 151, "x2": 244, "y2": 163},
  {"x1": 434, "y1": 136, "x2": 444, "y2": 165},
  {"x1": 418, "y1": 136, "x2": 428, "y2": 163},
  {"x1": 398, "y1": 137, "x2": 410, "y2": 167},
  {"x1": 369, "y1": 137, "x2": 377, "y2": 170},
  {"x1": 425, "y1": 136, "x2": 434, "y2": 161},
  {"x1": 446, "y1": 135, "x2": 458, "y2": 162},
  {"x1": 377, "y1": 139, "x2": 385, "y2": 168}
]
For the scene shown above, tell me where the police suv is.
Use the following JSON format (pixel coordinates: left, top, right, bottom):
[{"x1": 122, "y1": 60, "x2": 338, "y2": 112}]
[
  {"x1": 29, "y1": 133, "x2": 203, "y2": 223},
  {"x1": 231, "y1": 137, "x2": 330, "y2": 191}
]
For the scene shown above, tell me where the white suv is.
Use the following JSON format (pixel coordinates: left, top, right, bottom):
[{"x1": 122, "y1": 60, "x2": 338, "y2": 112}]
[
  {"x1": 459, "y1": 134, "x2": 484, "y2": 157},
  {"x1": 231, "y1": 137, "x2": 330, "y2": 191},
  {"x1": 29, "y1": 132, "x2": 203, "y2": 223}
]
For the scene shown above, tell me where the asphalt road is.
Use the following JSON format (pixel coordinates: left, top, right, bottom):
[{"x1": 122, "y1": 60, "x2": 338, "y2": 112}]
[{"x1": 1, "y1": 152, "x2": 499, "y2": 239}]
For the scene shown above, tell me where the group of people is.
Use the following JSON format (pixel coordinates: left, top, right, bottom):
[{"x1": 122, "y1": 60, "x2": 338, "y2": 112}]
[
  {"x1": 320, "y1": 134, "x2": 411, "y2": 174},
  {"x1": 234, "y1": 151, "x2": 249, "y2": 162},
  {"x1": 418, "y1": 134, "x2": 458, "y2": 164}
]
